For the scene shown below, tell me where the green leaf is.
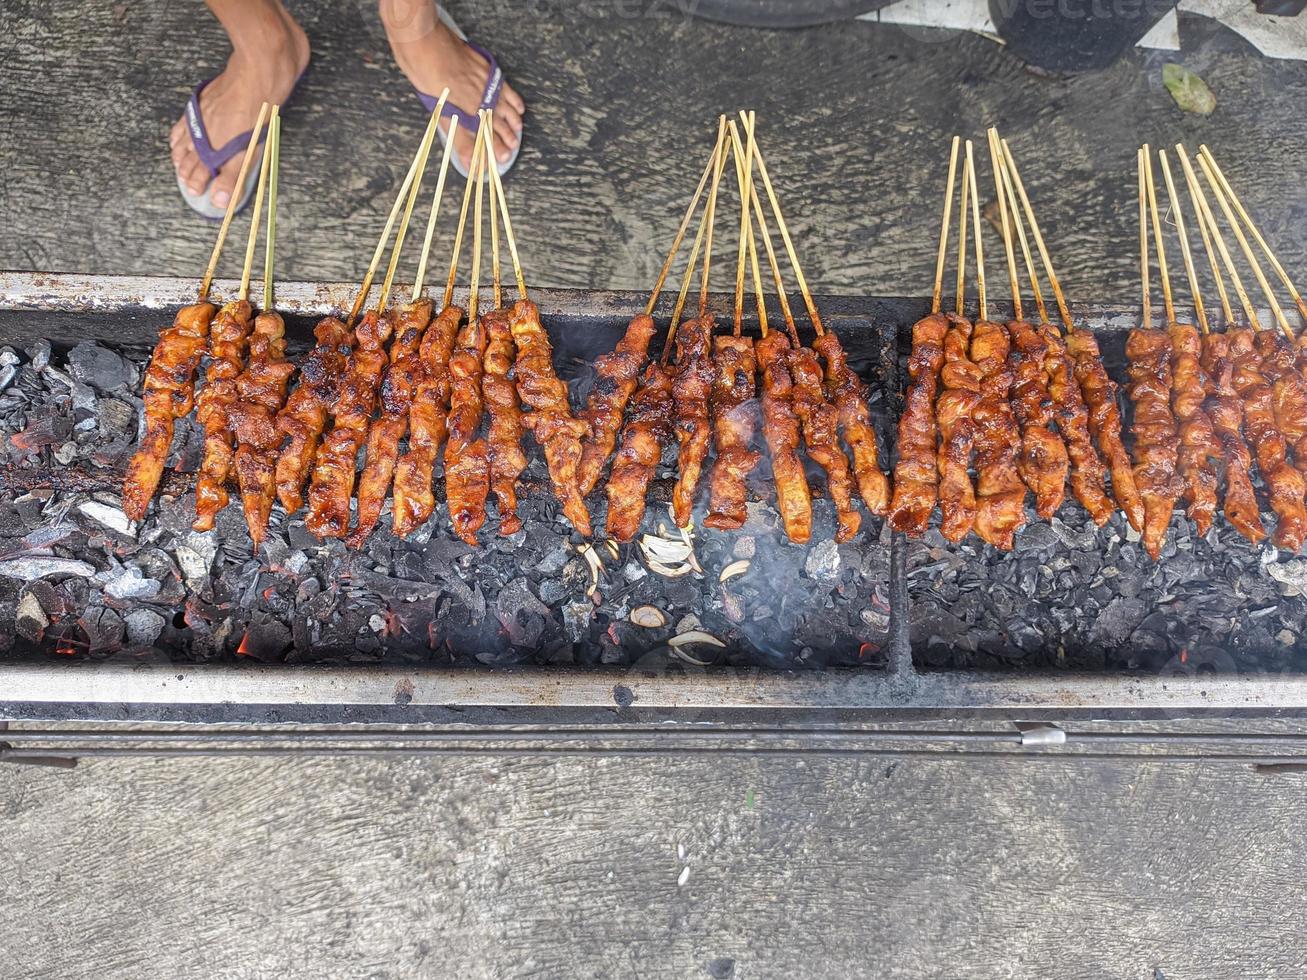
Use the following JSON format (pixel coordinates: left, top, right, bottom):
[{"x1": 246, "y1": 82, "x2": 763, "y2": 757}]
[
  {"x1": 744, "y1": 787, "x2": 756, "y2": 810},
  {"x1": 1163, "y1": 63, "x2": 1216, "y2": 116}
]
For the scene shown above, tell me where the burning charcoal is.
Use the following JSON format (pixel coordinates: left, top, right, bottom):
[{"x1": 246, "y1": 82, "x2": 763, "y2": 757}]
[
  {"x1": 15, "y1": 590, "x2": 48, "y2": 643},
  {"x1": 562, "y1": 600, "x2": 593, "y2": 643},
  {"x1": 67, "y1": 340, "x2": 136, "y2": 392},
  {"x1": 80, "y1": 606, "x2": 125, "y2": 653},
  {"x1": 804, "y1": 539, "x2": 841, "y2": 583},
  {"x1": 240, "y1": 614, "x2": 291, "y2": 660},
  {"x1": 0, "y1": 556, "x2": 96, "y2": 580},
  {"x1": 11, "y1": 406, "x2": 71, "y2": 451},
  {"x1": 124, "y1": 608, "x2": 166, "y2": 647},
  {"x1": 496, "y1": 577, "x2": 550, "y2": 648},
  {"x1": 103, "y1": 565, "x2": 162, "y2": 601}
]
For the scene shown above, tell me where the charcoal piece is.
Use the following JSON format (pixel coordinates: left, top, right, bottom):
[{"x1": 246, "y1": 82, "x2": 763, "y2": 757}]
[
  {"x1": 536, "y1": 540, "x2": 569, "y2": 575},
  {"x1": 124, "y1": 608, "x2": 166, "y2": 647},
  {"x1": 67, "y1": 340, "x2": 136, "y2": 392},
  {"x1": 80, "y1": 606, "x2": 125, "y2": 653},
  {"x1": 537, "y1": 578, "x2": 570, "y2": 606},
  {"x1": 562, "y1": 600, "x2": 593, "y2": 644},
  {"x1": 103, "y1": 565, "x2": 162, "y2": 601},
  {"x1": 0, "y1": 348, "x2": 20, "y2": 391},
  {"x1": 804, "y1": 539, "x2": 841, "y2": 582},
  {"x1": 1016, "y1": 523, "x2": 1060, "y2": 552},
  {"x1": 496, "y1": 577, "x2": 550, "y2": 648},
  {"x1": 15, "y1": 590, "x2": 48, "y2": 643},
  {"x1": 1090, "y1": 597, "x2": 1148, "y2": 647},
  {"x1": 26, "y1": 340, "x2": 51, "y2": 372},
  {"x1": 0, "y1": 556, "x2": 96, "y2": 580}
]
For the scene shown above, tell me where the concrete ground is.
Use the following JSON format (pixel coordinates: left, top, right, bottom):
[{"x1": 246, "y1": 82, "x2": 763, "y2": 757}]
[{"x1": 4, "y1": 1, "x2": 1307, "y2": 976}]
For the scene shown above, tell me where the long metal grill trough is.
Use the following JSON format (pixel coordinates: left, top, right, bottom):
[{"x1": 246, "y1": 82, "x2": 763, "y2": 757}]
[{"x1": 3, "y1": 272, "x2": 1307, "y2": 726}]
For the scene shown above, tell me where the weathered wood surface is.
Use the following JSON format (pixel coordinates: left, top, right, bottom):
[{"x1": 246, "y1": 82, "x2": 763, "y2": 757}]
[
  {"x1": 1, "y1": 4, "x2": 1304, "y2": 307},
  {"x1": 2, "y1": 752, "x2": 1306, "y2": 978}
]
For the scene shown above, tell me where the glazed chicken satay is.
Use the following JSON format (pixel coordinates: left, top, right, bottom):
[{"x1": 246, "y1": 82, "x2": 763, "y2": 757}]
[
  {"x1": 1168, "y1": 323, "x2": 1221, "y2": 536},
  {"x1": 789, "y1": 344, "x2": 860, "y2": 541},
  {"x1": 123, "y1": 300, "x2": 216, "y2": 520},
  {"x1": 670, "y1": 315, "x2": 716, "y2": 528},
  {"x1": 1200, "y1": 332, "x2": 1266, "y2": 543},
  {"x1": 483, "y1": 308, "x2": 528, "y2": 535},
  {"x1": 970, "y1": 318, "x2": 1027, "y2": 550},
  {"x1": 274, "y1": 317, "x2": 352, "y2": 513},
  {"x1": 1125, "y1": 327, "x2": 1182, "y2": 560},
  {"x1": 756, "y1": 330, "x2": 813, "y2": 543},
  {"x1": 703, "y1": 334, "x2": 761, "y2": 532},
  {"x1": 811, "y1": 331, "x2": 890, "y2": 516},
  {"x1": 229, "y1": 312, "x2": 296, "y2": 548},
  {"x1": 1065, "y1": 330, "x2": 1145, "y2": 530},
  {"x1": 1006, "y1": 320, "x2": 1068, "y2": 519},
  {"x1": 305, "y1": 309, "x2": 395, "y2": 539},
  {"x1": 1230, "y1": 328, "x2": 1307, "y2": 550},
  {"x1": 886, "y1": 313, "x2": 947, "y2": 535},
  {"x1": 1040, "y1": 326, "x2": 1114, "y2": 524},
  {"x1": 392, "y1": 305, "x2": 462, "y2": 537},
  {"x1": 935, "y1": 313, "x2": 980, "y2": 542},
  {"x1": 193, "y1": 299, "x2": 255, "y2": 531},
  {"x1": 1254, "y1": 329, "x2": 1307, "y2": 473},
  {"x1": 605, "y1": 361, "x2": 675, "y2": 542},
  {"x1": 445, "y1": 313, "x2": 491, "y2": 545},
  {"x1": 510, "y1": 299, "x2": 592, "y2": 536},
  {"x1": 576, "y1": 314, "x2": 658, "y2": 498},
  {"x1": 348, "y1": 298, "x2": 433, "y2": 547}
]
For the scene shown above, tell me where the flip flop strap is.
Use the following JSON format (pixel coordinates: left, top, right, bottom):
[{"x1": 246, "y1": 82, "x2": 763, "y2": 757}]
[
  {"x1": 185, "y1": 78, "x2": 257, "y2": 179},
  {"x1": 425, "y1": 41, "x2": 504, "y2": 137}
]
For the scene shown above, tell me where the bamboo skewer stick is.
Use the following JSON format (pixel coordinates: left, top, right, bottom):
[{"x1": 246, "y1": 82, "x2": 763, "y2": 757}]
[
  {"x1": 486, "y1": 119, "x2": 527, "y2": 303},
  {"x1": 965, "y1": 140, "x2": 986, "y2": 323},
  {"x1": 955, "y1": 145, "x2": 969, "y2": 318},
  {"x1": 199, "y1": 102, "x2": 270, "y2": 302},
  {"x1": 467, "y1": 119, "x2": 489, "y2": 321},
  {"x1": 933, "y1": 136, "x2": 961, "y2": 316},
  {"x1": 993, "y1": 132, "x2": 1048, "y2": 325},
  {"x1": 664, "y1": 127, "x2": 729, "y2": 363},
  {"x1": 238, "y1": 105, "x2": 278, "y2": 303},
  {"x1": 987, "y1": 130, "x2": 1021, "y2": 321},
  {"x1": 443, "y1": 113, "x2": 488, "y2": 310},
  {"x1": 1159, "y1": 150, "x2": 1208, "y2": 335},
  {"x1": 262, "y1": 113, "x2": 281, "y2": 313},
  {"x1": 1197, "y1": 153, "x2": 1294, "y2": 340},
  {"x1": 1199, "y1": 145, "x2": 1307, "y2": 326},
  {"x1": 1144, "y1": 144, "x2": 1175, "y2": 326},
  {"x1": 740, "y1": 111, "x2": 824, "y2": 335},
  {"x1": 412, "y1": 102, "x2": 460, "y2": 302},
  {"x1": 1180, "y1": 147, "x2": 1234, "y2": 325},
  {"x1": 1000, "y1": 138, "x2": 1074, "y2": 332},
  {"x1": 697, "y1": 115, "x2": 729, "y2": 321},
  {"x1": 734, "y1": 115, "x2": 798, "y2": 345},
  {"x1": 731, "y1": 120, "x2": 751, "y2": 336},
  {"x1": 745, "y1": 190, "x2": 769, "y2": 338},
  {"x1": 645, "y1": 137, "x2": 724, "y2": 317},
  {"x1": 1138, "y1": 148, "x2": 1152, "y2": 329},
  {"x1": 1176, "y1": 145, "x2": 1261, "y2": 330},
  {"x1": 378, "y1": 94, "x2": 447, "y2": 314},
  {"x1": 483, "y1": 112, "x2": 502, "y2": 309}
]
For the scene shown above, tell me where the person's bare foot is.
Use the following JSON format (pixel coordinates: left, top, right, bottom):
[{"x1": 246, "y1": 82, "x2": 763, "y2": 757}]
[
  {"x1": 381, "y1": 1, "x2": 526, "y2": 171},
  {"x1": 169, "y1": 0, "x2": 309, "y2": 210}
]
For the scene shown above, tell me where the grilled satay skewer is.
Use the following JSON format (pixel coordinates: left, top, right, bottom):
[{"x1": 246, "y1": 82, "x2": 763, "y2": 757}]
[
  {"x1": 229, "y1": 114, "x2": 297, "y2": 549},
  {"x1": 193, "y1": 106, "x2": 281, "y2": 533},
  {"x1": 741, "y1": 114, "x2": 861, "y2": 541},
  {"x1": 986, "y1": 131, "x2": 1067, "y2": 522},
  {"x1": 306, "y1": 103, "x2": 445, "y2": 540},
  {"x1": 1000, "y1": 137, "x2": 1144, "y2": 532},
  {"x1": 124, "y1": 103, "x2": 271, "y2": 522},
  {"x1": 886, "y1": 137, "x2": 955, "y2": 536},
  {"x1": 606, "y1": 133, "x2": 729, "y2": 543}
]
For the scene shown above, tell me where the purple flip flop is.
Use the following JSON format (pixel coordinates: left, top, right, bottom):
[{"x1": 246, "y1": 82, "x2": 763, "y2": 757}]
[
  {"x1": 176, "y1": 72, "x2": 305, "y2": 220},
  {"x1": 416, "y1": 6, "x2": 520, "y2": 178}
]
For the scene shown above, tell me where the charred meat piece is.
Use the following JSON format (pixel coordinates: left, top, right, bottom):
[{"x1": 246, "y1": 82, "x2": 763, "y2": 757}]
[
  {"x1": 123, "y1": 300, "x2": 217, "y2": 521},
  {"x1": 1168, "y1": 324, "x2": 1221, "y2": 537},
  {"x1": 1125, "y1": 328, "x2": 1182, "y2": 560},
  {"x1": 1007, "y1": 319, "x2": 1069, "y2": 520},
  {"x1": 1066, "y1": 328, "x2": 1145, "y2": 531},
  {"x1": 1039, "y1": 325, "x2": 1113, "y2": 526},
  {"x1": 970, "y1": 319, "x2": 1027, "y2": 551},
  {"x1": 789, "y1": 344, "x2": 861, "y2": 542},
  {"x1": 670, "y1": 316, "x2": 716, "y2": 528},
  {"x1": 1200, "y1": 332, "x2": 1266, "y2": 545},
  {"x1": 934, "y1": 313, "x2": 979, "y2": 542},
  {"x1": 445, "y1": 314, "x2": 491, "y2": 546},
  {"x1": 1255, "y1": 328, "x2": 1307, "y2": 474},
  {"x1": 193, "y1": 299, "x2": 255, "y2": 532},
  {"x1": 229, "y1": 312, "x2": 297, "y2": 548},
  {"x1": 1230, "y1": 328, "x2": 1307, "y2": 551},
  {"x1": 482, "y1": 308, "x2": 528, "y2": 536},
  {"x1": 510, "y1": 299, "x2": 592, "y2": 536},
  {"x1": 756, "y1": 331, "x2": 813, "y2": 544},
  {"x1": 349, "y1": 299, "x2": 433, "y2": 548},
  {"x1": 887, "y1": 313, "x2": 947, "y2": 536},
  {"x1": 812, "y1": 331, "x2": 890, "y2": 516},
  {"x1": 605, "y1": 361, "x2": 675, "y2": 542},
  {"x1": 392, "y1": 304, "x2": 462, "y2": 538},
  {"x1": 576, "y1": 314, "x2": 658, "y2": 498},
  {"x1": 305, "y1": 310, "x2": 394, "y2": 540},
  {"x1": 703, "y1": 334, "x2": 761, "y2": 532},
  {"x1": 274, "y1": 316, "x2": 352, "y2": 515}
]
